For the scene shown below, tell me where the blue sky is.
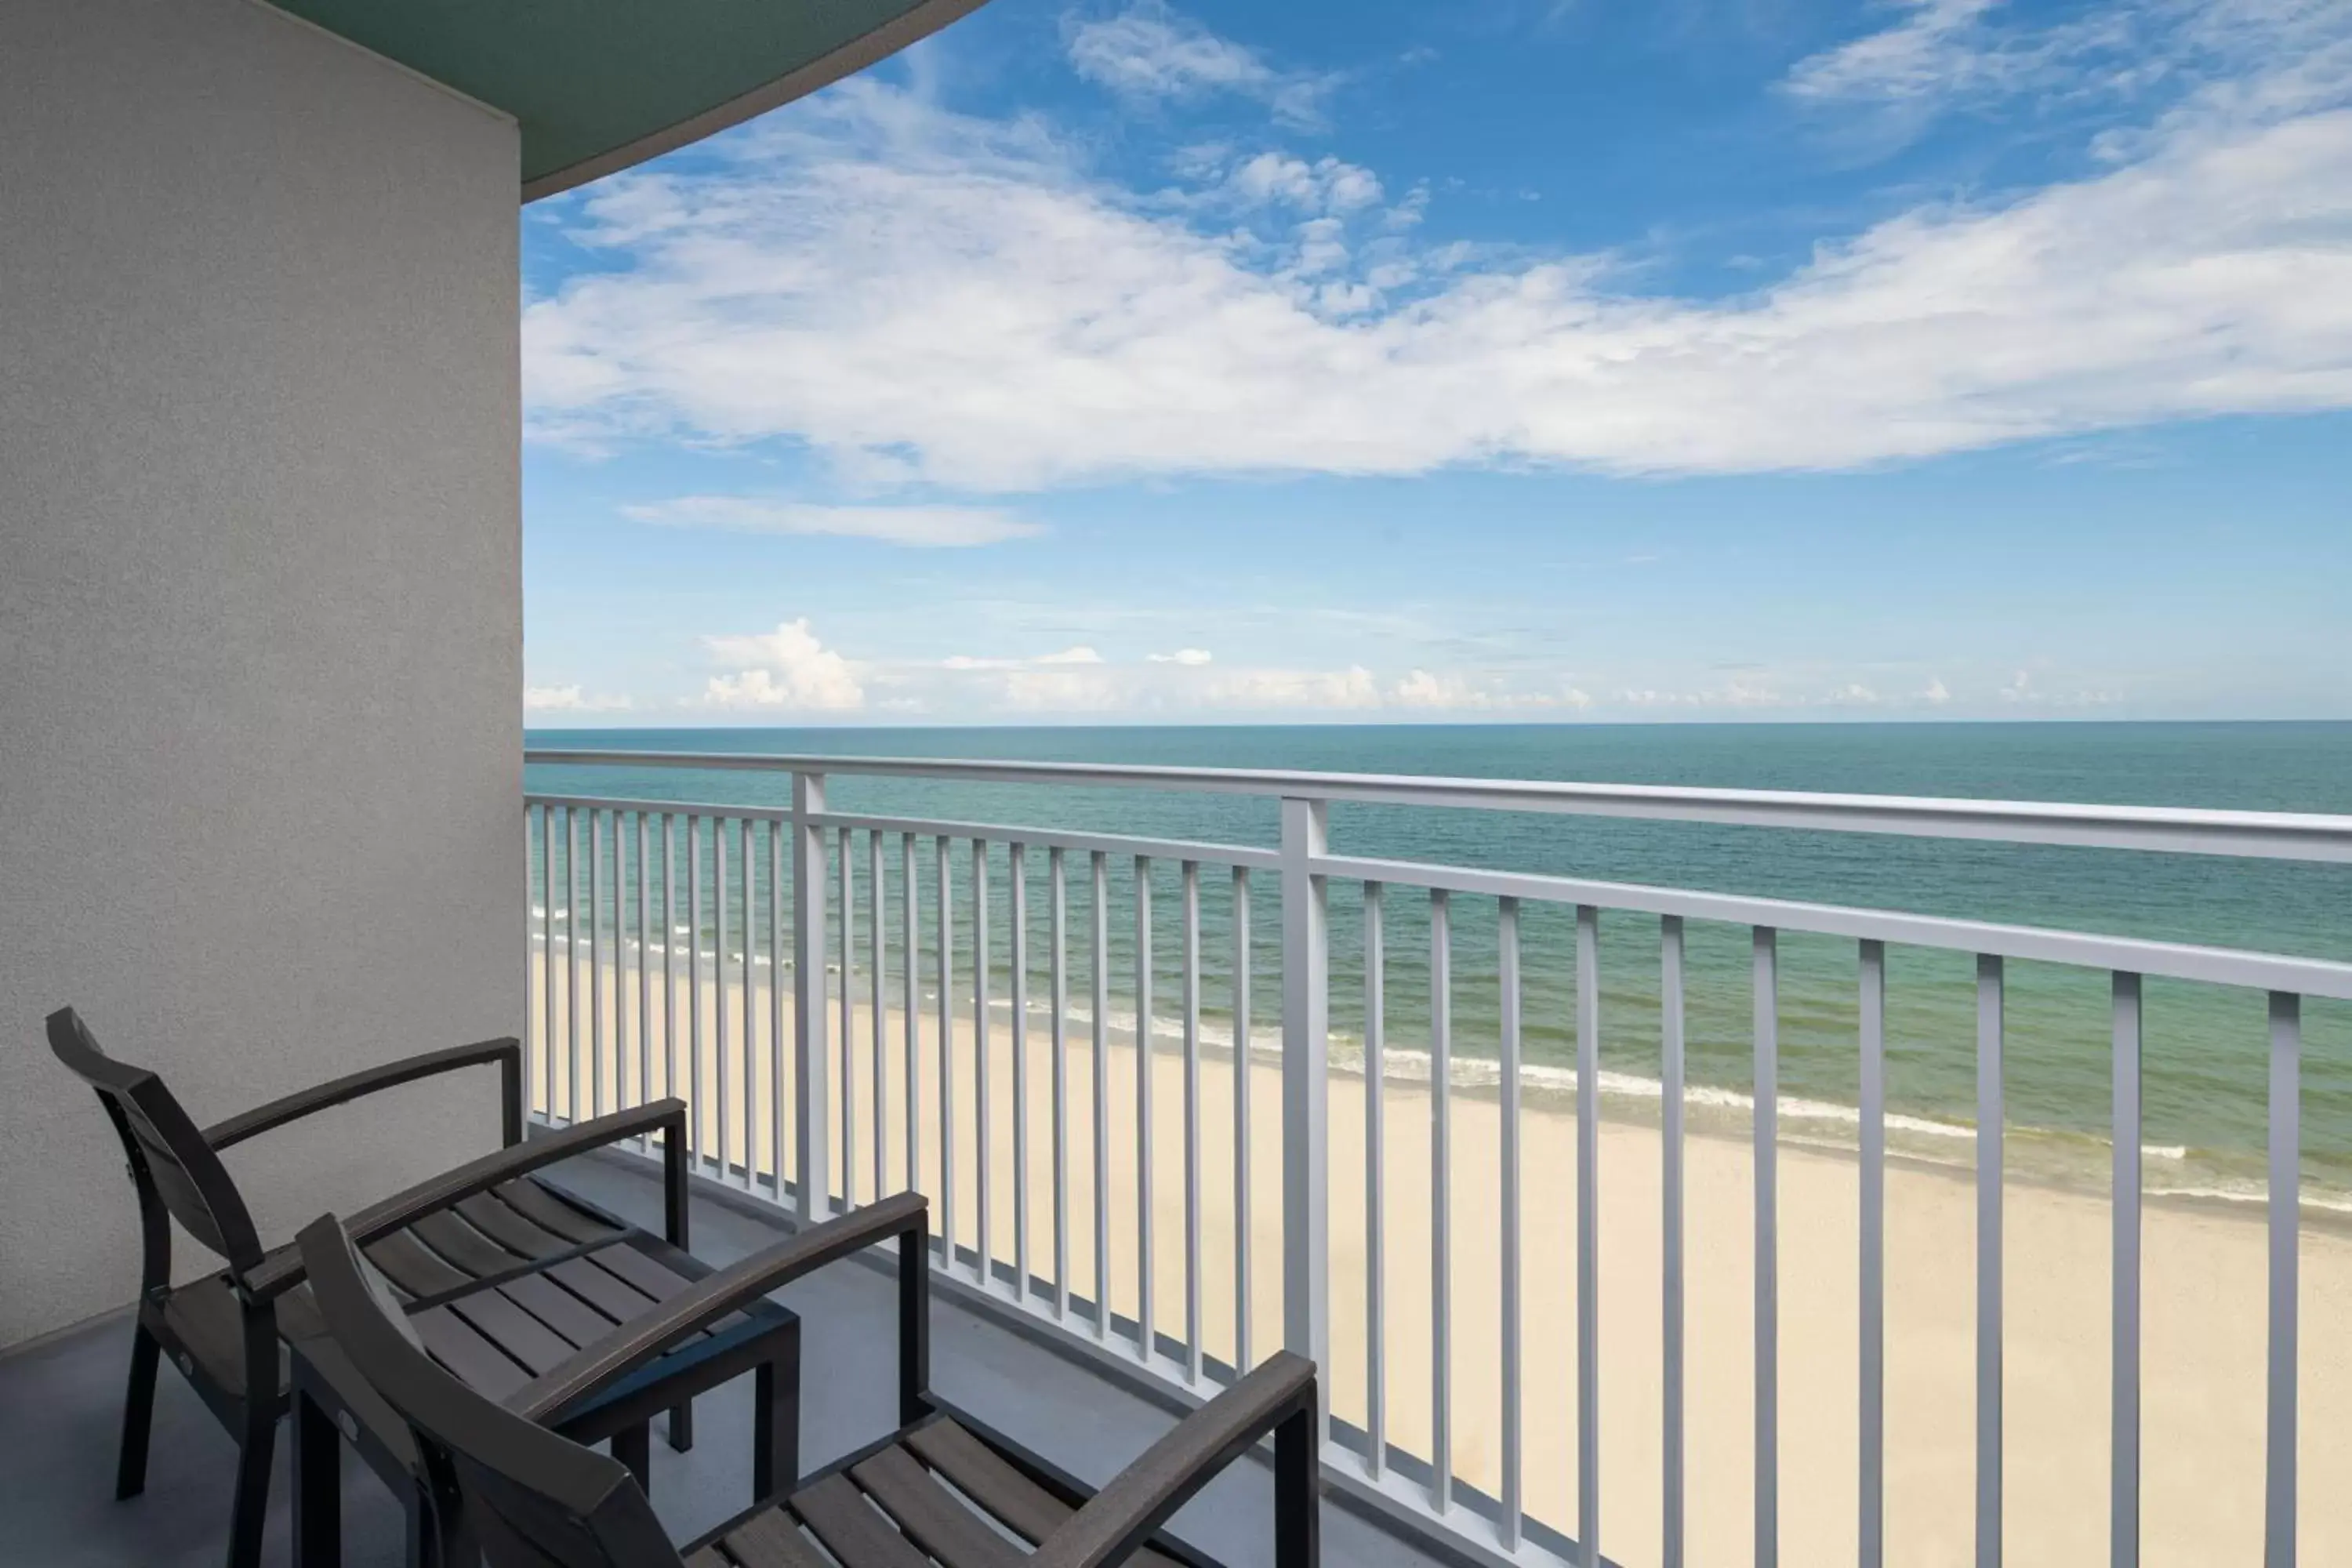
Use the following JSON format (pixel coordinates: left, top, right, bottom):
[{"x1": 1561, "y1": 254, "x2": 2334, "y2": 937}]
[{"x1": 520, "y1": 0, "x2": 2352, "y2": 725}]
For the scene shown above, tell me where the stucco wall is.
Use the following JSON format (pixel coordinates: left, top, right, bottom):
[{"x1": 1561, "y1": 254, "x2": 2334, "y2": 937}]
[{"x1": 0, "y1": 0, "x2": 521, "y2": 1345}]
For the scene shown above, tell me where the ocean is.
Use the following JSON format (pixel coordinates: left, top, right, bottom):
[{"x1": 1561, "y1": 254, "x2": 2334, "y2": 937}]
[{"x1": 525, "y1": 721, "x2": 2352, "y2": 1210}]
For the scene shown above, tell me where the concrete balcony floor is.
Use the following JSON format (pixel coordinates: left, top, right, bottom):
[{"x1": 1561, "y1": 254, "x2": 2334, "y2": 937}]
[{"x1": 0, "y1": 1151, "x2": 1443, "y2": 1567}]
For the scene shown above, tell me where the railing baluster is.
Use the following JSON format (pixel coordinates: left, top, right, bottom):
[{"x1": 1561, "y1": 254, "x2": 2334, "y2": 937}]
[
  {"x1": 975, "y1": 838, "x2": 993, "y2": 1289},
  {"x1": 1364, "y1": 881, "x2": 1387, "y2": 1481},
  {"x1": 770, "y1": 820, "x2": 786, "y2": 1198},
  {"x1": 663, "y1": 815, "x2": 679, "y2": 1149},
  {"x1": 688, "y1": 815, "x2": 704, "y2": 1167},
  {"x1": 2267, "y1": 991, "x2": 2300, "y2": 1568},
  {"x1": 739, "y1": 816, "x2": 756, "y2": 1192},
  {"x1": 1051, "y1": 847, "x2": 1070, "y2": 1318},
  {"x1": 1233, "y1": 866, "x2": 1252, "y2": 1374},
  {"x1": 1430, "y1": 887, "x2": 1453, "y2": 1514},
  {"x1": 840, "y1": 826, "x2": 856, "y2": 1207},
  {"x1": 790, "y1": 776, "x2": 829, "y2": 1223},
  {"x1": 937, "y1": 835, "x2": 956, "y2": 1268},
  {"x1": 1979, "y1": 953, "x2": 2003, "y2": 1568},
  {"x1": 525, "y1": 808, "x2": 538, "y2": 1119},
  {"x1": 637, "y1": 814, "x2": 652, "y2": 1139},
  {"x1": 1662, "y1": 915, "x2": 1686, "y2": 1568},
  {"x1": 1499, "y1": 897, "x2": 1523, "y2": 1551},
  {"x1": 2112, "y1": 971, "x2": 2140, "y2": 1568},
  {"x1": 1577, "y1": 904, "x2": 1600, "y2": 1566},
  {"x1": 870, "y1": 830, "x2": 886, "y2": 1204},
  {"x1": 902, "y1": 833, "x2": 918, "y2": 1198},
  {"x1": 716, "y1": 816, "x2": 731, "y2": 1182},
  {"x1": 1012, "y1": 844, "x2": 1031, "y2": 1297},
  {"x1": 1135, "y1": 855, "x2": 1155, "y2": 1363},
  {"x1": 1861, "y1": 939, "x2": 1887, "y2": 1568},
  {"x1": 539, "y1": 804, "x2": 554, "y2": 1118},
  {"x1": 568, "y1": 807, "x2": 583, "y2": 1123},
  {"x1": 1755, "y1": 924, "x2": 1777, "y2": 1568},
  {"x1": 589, "y1": 809, "x2": 603, "y2": 1120},
  {"x1": 1183, "y1": 858, "x2": 1203, "y2": 1385},
  {"x1": 1092, "y1": 851, "x2": 1112, "y2": 1338}
]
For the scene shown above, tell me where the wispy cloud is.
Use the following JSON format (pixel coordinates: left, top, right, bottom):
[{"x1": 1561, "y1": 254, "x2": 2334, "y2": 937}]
[
  {"x1": 524, "y1": 13, "x2": 2352, "y2": 489},
  {"x1": 625, "y1": 496, "x2": 1043, "y2": 547},
  {"x1": 1063, "y1": 2, "x2": 1338, "y2": 129},
  {"x1": 524, "y1": 684, "x2": 635, "y2": 713}
]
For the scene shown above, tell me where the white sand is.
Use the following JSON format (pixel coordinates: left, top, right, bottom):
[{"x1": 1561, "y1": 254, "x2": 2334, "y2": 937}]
[{"x1": 529, "y1": 949, "x2": 2352, "y2": 1566}]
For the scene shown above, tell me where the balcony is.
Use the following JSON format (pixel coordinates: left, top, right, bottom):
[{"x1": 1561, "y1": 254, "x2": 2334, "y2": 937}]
[{"x1": 492, "y1": 747, "x2": 2349, "y2": 1566}]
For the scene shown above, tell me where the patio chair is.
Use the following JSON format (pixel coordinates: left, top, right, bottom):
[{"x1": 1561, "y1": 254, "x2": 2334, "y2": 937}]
[
  {"x1": 295, "y1": 1189, "x2": 1322, "y2": 1568},
  {"x1": 46, "y1": 1005, "x2": 795, "y2": 1568}
]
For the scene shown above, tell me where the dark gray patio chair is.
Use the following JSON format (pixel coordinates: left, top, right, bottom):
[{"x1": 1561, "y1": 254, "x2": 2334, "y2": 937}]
[
  {"x1": 46, "y1": 1005, "x2": 795, "y2": 1568},
  {"x1": 296, "y1": 1189, "x2": 1322, "y2": 1568}
]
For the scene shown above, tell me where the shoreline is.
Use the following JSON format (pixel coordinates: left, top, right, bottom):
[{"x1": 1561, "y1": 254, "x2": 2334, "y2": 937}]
[{"x1": 529, "y1": 935, "x2": 2343, "y2": 1225}]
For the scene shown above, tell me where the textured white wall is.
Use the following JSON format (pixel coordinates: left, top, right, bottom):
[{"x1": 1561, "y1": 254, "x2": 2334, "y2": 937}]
[{"x1": 0, "y1": 0, "x2": 521, "y2": 1345}]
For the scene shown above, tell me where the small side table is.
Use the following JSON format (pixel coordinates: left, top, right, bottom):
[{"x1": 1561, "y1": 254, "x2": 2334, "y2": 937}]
[{"x1": 288, "y1": 1225, "x2": 800, "y2": 1567}]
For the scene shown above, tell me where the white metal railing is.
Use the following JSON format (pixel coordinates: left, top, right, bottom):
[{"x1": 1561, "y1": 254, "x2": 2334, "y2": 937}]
[{"x1": 521, "y1": 750, "x2": 2352, "y2": 1568}]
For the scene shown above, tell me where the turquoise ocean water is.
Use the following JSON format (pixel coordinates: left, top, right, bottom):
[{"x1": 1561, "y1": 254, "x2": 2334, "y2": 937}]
[{"x1": 527, "y1": 723, "x2": 2352, "y2": 1210}]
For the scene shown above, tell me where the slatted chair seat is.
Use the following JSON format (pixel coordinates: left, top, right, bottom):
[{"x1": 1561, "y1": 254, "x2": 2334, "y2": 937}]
[
  {"x1": 681, "y1": 1414, "x2": 1187, "y2": 1568},
  {"x1": 296, "y1": 1191, "x2": 1323, "y2": 1568},
  {"x1": 44, "y1": 1006, "x2": 737, "y2": 1568}
]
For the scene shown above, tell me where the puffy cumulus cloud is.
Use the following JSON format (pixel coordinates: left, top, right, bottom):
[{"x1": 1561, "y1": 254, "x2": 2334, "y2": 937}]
[
  {"x1": 699, "y1": 619, "x2": 865, "y2": 710},
  {"x1": 524, "y1": 684, "x2": 634, "y2": 713},
  {"x1": 1147, "y1": 648, "x2": 1214, "y2": 665},
  {"x1": 523, "y1": 18, "x2": 2352, "y2": 491},
  {"x1": 1198, "y1": 664, "x2": 1381, "y2": 710},
  {"x1": 623, "y1": 497, "x2": 1043, "y2": 547},
  {"x1": 1063, "y1": 3, "x2": 1337, "y2": 129}
]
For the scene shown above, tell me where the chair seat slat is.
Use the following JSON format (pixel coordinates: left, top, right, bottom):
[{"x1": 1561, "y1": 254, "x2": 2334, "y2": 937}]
[
  {"x1": 409, "y1": 1210, "x2": 522, "y2": 1279},
  {"x1": 851, "y1": 1443, "x2": 1022, "y2": 1568},
  {"x1": 494, "y1": 1178, "x2": 622, "y2": 1245},
  {"x1": 792, "y1": 1472, "x2": 930, "y2": 1568},
  {"x1": 455, "y1": 1192, "x2": 569, "y2": 1258},
  {"x1": 906, "y1": 1418, "x2": 1185, "y2": 1568},
  {"x1": 718, "y1": 1506, "x2": 835, "y2": 1568},
  {"x1": 364, "y1": 1230, "x2": 474, "y2": 1298},
  {"x1": 445, "y1": 1288, "x2": 578, "y2": 1375},
  {"x1": 497, "y1": 1271, "x2": 619, "y2": 1348},
  {"x1": 407, "y1": 1305, "x2": 529, "y2": 1401}
]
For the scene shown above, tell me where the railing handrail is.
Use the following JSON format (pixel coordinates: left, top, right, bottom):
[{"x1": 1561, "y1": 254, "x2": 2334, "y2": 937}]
[{"x1": 524, "y1": 747, "x2": 2352, "y2": 862}]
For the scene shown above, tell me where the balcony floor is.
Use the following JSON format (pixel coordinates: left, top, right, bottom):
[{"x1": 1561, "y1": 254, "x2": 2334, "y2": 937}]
[{"x1": 0, "y1": 1150, "x2": 1444, "y2": 1567}]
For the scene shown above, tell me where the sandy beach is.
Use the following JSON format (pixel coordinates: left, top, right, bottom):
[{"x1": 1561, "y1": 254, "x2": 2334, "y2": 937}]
[{"x1": 529, "y1": 947, "x2": 2351, "y2": 1566}]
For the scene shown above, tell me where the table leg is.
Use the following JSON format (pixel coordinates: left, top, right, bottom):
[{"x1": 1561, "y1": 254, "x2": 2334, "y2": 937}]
[{"x1": 613, "y1": 1422, "x2": 652, "y2": 1494}]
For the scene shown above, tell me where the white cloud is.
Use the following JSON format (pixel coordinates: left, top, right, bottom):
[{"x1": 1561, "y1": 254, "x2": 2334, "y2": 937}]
[
  {"x1": 524, "y1": 28, "x2": 2352, "y2": 488},
  {"x1": 699, "y1": 619, "x2": 866, "y2": 710},
  {"x1": 1390, "y1": 669, "x2": 1579, "y2": 710},
  {"x1": 1921, "y1": 677, "x2": 1953, "y2": 703},
  {"x1": 1064, "y1": 3, "x2": 1335, "y2": 128},
  {"x1": 1200, "y1": 664, "x2": 1381, "y2": 710},
  {"x1": 524, "y1": 684, "x2": 634, "y2": 713},
  {"x1": 1034, "y1": 645, "x2": 1105, "y2": 665},
  {"x1": 625, "y1": 496, "x2": 1042, "y2": 547},
  {"x1": 1148, "y1": 648, "x2": 1214, "y2": 665}
]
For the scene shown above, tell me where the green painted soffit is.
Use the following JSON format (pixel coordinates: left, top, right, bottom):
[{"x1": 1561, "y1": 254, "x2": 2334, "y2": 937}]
[{"x1": 271, "y1": 0, "x2": 988, "y2": 201}]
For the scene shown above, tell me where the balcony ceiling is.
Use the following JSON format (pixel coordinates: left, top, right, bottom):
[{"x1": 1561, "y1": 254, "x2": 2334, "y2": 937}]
[{"x1": 268, "y1": 0, "x2": 988, "y2": 201}]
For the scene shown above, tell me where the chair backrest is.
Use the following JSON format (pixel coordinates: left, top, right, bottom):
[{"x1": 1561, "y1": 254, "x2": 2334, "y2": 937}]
[
  {"x1": 45, "y1": 1006, "x2": 266, "y2": 1281},
  {"x1": 296, "y1": 1213, "x2": 686, "y2": 1568}
]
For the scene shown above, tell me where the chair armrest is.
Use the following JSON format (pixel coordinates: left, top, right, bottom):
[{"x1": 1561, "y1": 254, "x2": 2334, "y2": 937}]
[
  {"x1": 244, "y1": 1099, "x2": 688, "y2": 1301},
  {"x1": 205, "y1": 1037, "x2": 523, "y2": 1151},
  {"x1": 510, "y1": 1191, "x2": 928, "y2": 1425},
  {"x1": 1032, "y1": 1352, "x2": 1319, "y2": 1568}
]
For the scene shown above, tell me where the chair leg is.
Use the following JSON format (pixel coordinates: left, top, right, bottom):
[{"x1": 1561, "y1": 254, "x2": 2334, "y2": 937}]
[
  {"x1": 115, "y1": 1322, "x2": 162, "y2": 1500},
  {"x1": 753, "y1": 1353, "x2": 798, "y2": 1499},
  {"x1": 667, "y1": 1396, "x2": 693, "y2": 1453},
  {"x1": 293, "y1": 1390, "x2": 342, "y2": 1568},
  {"x1": 612, "y1": 1423, "x2": 651, "y2": 1495},
  {"x1": 225, "y1": 1404, "x2": 276, "y2": 1568},
  {"x1": 1273, "y1": 1405, "x2": 1319, "y2": 1568}
]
